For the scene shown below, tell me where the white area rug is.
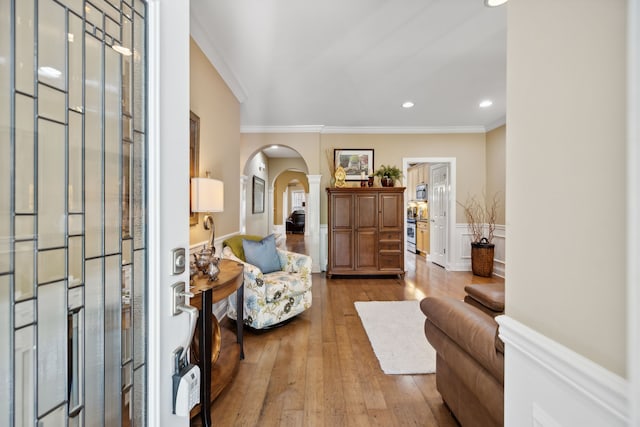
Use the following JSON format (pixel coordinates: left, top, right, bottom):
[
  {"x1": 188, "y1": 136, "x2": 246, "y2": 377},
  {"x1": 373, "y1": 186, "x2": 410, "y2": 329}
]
[{"x1": 354, "y1": 300, "x2": 436, "y2": 375}]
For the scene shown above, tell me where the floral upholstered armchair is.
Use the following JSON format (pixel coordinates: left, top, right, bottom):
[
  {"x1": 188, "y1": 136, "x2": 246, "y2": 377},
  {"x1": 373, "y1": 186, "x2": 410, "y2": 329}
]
[{"x1": 221, "y1": 235, "x2": 312, "y2": 329}]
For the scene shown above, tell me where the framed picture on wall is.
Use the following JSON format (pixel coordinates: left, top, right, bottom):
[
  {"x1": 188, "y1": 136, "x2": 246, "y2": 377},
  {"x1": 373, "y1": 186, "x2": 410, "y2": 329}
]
[
  {"x1": 334, "y1": 148, "x2": 374, "y2": 181},
  {"x1": 189, "y1": 111, "x2": 200, "y2": 226},
  {"x1": 253, "y1": 176, "x2": 265, "y2": 214}
]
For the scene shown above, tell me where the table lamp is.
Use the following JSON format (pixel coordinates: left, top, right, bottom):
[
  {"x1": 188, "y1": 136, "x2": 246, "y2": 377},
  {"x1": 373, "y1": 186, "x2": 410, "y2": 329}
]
[{"x1": 191, "y1": 176, "x2": 224, "y2": 254}]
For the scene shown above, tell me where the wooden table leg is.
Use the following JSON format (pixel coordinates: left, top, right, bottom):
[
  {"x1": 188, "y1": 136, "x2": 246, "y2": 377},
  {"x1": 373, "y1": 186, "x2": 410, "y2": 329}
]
[
  {"x1": 199, "y1": 288, "x2": 212, "y2": 427},
  {"x1": 236, "y1": 277, "x2": 244, "y2": 360}
]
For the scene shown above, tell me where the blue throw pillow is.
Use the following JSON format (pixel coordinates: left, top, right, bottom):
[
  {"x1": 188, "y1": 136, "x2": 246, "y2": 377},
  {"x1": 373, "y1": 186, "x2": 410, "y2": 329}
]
[{"x1": 242, "y1": 234, "x2": 282, "y2": 274}]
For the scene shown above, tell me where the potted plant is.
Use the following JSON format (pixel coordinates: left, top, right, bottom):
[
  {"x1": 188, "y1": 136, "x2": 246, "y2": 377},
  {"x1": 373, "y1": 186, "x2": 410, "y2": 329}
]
[
  {"x1": 458, "y1": 193, "x2": 499, "y2": 277},
  {"x1": 374, "y1": 164, "x2": 402, "y2": 187}
]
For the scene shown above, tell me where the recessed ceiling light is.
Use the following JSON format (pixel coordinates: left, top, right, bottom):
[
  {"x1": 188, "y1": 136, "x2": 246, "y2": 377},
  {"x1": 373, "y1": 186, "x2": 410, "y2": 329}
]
[
  {"x1": 402, "y1": 101, "x2": 415, "y2": 109},
  {"x1": 479, "y1": 99, "x2": 493, "y2": 108},
  {"x1": 484, "y1": 0, "x2": 508, "y2": 7},
  {"x1": 271, "y1": 145, "x2": 278, "y2": 149}
]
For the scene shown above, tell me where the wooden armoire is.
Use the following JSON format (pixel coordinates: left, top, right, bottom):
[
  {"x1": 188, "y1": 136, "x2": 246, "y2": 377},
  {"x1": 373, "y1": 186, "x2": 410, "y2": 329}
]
[{"x1": 326, "y1": 187, "x2": 405, "y2": 278}]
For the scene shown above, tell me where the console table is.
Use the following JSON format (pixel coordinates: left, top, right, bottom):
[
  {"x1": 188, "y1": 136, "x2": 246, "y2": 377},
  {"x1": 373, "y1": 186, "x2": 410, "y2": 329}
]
[{"x1": 189, "y1": 259, "x2": 244, "y2": 427}]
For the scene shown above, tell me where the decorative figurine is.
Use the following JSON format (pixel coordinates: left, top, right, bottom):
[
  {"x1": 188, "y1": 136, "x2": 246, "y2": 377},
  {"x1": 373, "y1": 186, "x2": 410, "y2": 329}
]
[{"x1": 335, "y1": 165, "x2": 347, "y2": 188}]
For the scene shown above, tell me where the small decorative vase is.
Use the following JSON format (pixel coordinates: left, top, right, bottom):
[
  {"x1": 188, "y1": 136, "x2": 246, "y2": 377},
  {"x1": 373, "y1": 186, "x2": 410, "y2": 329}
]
[
  {"x1": 367, "y1": 176, "x2": 374, "y2": 187},
  {"x1": 381, "y1": 177, "x2": 393, "y2": 187}
]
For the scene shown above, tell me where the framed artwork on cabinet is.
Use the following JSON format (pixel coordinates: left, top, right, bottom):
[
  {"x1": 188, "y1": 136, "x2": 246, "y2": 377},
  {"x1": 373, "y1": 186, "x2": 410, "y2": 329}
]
[{"x1": 334, "y1": 149, "x2": 374, "y2": 180}]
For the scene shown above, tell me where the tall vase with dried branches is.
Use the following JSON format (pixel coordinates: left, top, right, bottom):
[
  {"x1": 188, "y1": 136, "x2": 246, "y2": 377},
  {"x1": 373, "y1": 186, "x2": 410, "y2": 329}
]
[
  {"x1": 458, "y1": 193, "x2": 500, "y2": 277},
  {"x1": 325, "y1": 148, "x2": 336, "y2": 187}
]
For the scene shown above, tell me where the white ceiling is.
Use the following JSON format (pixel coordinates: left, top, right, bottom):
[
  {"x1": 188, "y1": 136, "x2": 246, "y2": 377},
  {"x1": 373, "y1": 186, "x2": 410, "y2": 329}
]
[{"x1": 190, "y1": 0, "x2": 506, "y2": 131}]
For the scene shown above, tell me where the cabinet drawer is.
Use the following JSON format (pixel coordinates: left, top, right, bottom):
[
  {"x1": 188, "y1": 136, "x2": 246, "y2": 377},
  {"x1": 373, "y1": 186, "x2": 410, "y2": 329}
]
[
  {"x1": 379, "y1": 241, "x2": 401, "y2": 251},
  {"x1": 379, "y1": 253, "x2": 402, "y2": 270},
  {"x1": 379, "y1": 231, "x2": 401, "y2": 241}
]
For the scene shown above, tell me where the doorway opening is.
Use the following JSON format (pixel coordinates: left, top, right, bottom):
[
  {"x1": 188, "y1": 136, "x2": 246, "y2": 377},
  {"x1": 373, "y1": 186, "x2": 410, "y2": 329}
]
[{"x1": 402, "y1": 157, "x2": 457, "y2": 272}]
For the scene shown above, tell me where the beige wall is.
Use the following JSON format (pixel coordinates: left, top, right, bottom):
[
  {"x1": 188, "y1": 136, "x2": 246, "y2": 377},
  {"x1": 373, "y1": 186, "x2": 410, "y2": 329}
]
[
  {"x1": 268, "y1": 157, "x2": 309, "y2": 179},
  {"x1": 241, "y1": 133, "x2": 321, "y2": 174},
  {"x1": 486, "y1": 125, "x2": 506, "y2": 225},
  {"x1": 189, "y1": 38, "x2": 241, "y2": 245},
  {"x1": 506, "y1": 1, "x2": 626, "y2": 376},
  {"x1": 244, "y1": 151, "x2": 269, "y2": 235},
  {"x1": 320, "y1": 133, "x2": 487, "y2": 223},
  {"x1": 273, "y1": 171, "x2": 308, "y2": 225},
  {"x1": 240, "y1": 132, "x2": 489, "y2": 224}
]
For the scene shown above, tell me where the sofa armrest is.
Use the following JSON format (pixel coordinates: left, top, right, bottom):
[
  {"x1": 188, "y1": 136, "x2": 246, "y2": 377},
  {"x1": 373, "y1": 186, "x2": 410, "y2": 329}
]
[
  {"x1": 221, "y1": 246, "x2": 266, "y2": 295},
  {"x1": 421, "y1": 296, "x2": 503, "y2": 380},
  {"x1": 277, "y1": 249, "x2": 312, "y2": 275}
]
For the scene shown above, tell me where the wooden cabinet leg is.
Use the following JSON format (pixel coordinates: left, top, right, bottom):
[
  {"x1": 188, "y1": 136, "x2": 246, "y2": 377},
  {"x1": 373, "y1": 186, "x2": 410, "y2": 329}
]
[{"x1": 199, "y1": 289, "x2": 212, "y2": 427}]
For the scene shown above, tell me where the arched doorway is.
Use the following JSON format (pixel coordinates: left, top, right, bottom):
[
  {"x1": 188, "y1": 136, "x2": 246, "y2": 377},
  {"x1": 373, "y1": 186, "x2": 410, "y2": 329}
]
[{"x1": 240, "y1": 145, "x2": 322, "y2": 272}]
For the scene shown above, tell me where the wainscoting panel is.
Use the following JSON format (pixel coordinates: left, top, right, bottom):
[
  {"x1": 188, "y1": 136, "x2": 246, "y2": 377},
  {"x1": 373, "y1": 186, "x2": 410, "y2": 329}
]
[
  {"x1": 497, "y1": 315, "x2": 628, "y2": 427},
  {"x1": 320, "y1": 224, "x2": 328, "y2": 272},
  {"x1": 449, "y1": 224, "x2": 505, "y2": 277}
]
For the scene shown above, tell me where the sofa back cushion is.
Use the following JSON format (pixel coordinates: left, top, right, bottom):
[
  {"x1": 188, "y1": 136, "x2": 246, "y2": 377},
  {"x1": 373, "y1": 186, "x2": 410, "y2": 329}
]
[{"x1": 222, "y1": 234, "x2": 263, "y2": 261}]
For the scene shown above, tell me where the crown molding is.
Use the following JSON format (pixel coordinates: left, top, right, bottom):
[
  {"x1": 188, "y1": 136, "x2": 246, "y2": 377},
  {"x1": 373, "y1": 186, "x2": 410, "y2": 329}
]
[
  {"x1": 190, "y1": 13, "x2": 248, "y2": 104},
  {"x1": 322, "y1": 126, "x2": 486, "y2": 134},
  {"x1": 240, "y1": 125, "x2": 488, "y2": 134},
  {"x1": 241, "y1": 125, "x2": 325, "y2": 134},
  {"x1": 485, "y1": 115, "x2": 507, "y2": 132}
]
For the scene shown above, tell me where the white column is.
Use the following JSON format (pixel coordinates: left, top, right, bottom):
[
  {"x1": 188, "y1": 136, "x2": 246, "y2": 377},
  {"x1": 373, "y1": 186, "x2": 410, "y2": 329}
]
[
  {"x1": 268, "y1": 186, "x2": 274, "y2": 235},
  {"x1": 239, "y1": 175, "x2": 248, "y2": 234},
  {"x1": 306, "y1": 175, "x2": 321, "y2": 272}
]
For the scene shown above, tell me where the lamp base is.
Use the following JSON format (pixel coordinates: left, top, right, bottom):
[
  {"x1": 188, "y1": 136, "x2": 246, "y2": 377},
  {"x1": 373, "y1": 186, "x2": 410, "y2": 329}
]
[{"x1": 203, "y1": 215, "x2": 216, "y2": 255}]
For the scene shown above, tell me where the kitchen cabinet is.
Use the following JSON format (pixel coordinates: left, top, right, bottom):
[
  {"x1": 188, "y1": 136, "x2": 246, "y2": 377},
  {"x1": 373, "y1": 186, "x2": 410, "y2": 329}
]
[
  {"x1": 408, "y1": 164, "x2": 429, "y2": 199},
  {"x1": 416, "y1": 220, "x2": 430, "y2": 255},
  {"x1": 327, "y1": 187, "x2": 405, "y2": 278}
]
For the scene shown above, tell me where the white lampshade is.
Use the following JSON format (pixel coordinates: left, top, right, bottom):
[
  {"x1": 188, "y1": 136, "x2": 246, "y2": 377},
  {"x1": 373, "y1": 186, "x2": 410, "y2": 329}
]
[{"x1": 191, "y1": 178, "x2": 224, "y2": 213}]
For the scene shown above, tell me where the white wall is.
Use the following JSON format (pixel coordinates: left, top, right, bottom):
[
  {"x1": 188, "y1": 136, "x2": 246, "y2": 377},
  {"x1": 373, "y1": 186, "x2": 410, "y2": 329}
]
[{"x1": 243, "y1": 151, "x2": 269, "y2": 236}]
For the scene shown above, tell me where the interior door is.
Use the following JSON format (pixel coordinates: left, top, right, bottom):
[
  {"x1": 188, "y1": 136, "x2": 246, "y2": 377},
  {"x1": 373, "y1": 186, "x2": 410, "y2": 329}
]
[
  {"x1": 0, "y1": 0, "x2": 157, "y2": 425},
  {"x1": 430, "y1": 164, "x2": 449, "y2": 267}
]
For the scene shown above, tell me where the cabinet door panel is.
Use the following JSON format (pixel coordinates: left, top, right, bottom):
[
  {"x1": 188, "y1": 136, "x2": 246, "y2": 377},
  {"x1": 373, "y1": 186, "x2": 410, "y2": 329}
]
[
  {"x1": 355, "y1": 194, "x2": 377, "y2": 229},
  {"x1": 332, "y1": 195, "x2": 353, "y2": 229},
  {"x1": 331, "y1": 230, "x2": 353, "y2": 270},
  {"x1": 379, "y1": 194, "x2": 402, "y2": 230},
  {"x1": 356, "y1": 230, "x2": 377, "y2": 270}
]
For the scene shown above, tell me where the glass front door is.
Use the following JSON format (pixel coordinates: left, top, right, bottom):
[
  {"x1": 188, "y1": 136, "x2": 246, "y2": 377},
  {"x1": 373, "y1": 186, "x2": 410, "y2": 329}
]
[{"x1": 0, "y1": 0, "x2": 148, "y2": 425}]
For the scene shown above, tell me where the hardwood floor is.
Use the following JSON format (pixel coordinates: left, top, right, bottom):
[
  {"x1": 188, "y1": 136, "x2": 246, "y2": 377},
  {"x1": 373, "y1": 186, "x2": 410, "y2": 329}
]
[{"x1": 208, "y1": 234, "x2": 502, "y2": 426}]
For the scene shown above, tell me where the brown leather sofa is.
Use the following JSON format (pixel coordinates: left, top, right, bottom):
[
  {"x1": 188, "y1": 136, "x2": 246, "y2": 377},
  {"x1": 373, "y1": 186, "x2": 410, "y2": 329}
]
[{"x1": 420, "y1": 283, "x2": 505, "y2": 427}]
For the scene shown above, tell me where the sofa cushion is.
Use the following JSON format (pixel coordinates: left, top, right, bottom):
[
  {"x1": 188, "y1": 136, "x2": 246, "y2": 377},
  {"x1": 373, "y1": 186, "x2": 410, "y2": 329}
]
[
  {"x1": 464, "y1": 283, "x2": 505, "y2": 313},
  {"x1": 242, "y1": 234, "x2": 282, "y2": 274},
  {"x1": 243, "y1": 234, "x2": 282, "y2": 274},
  {"x1": 222, "y1": 234, "x2": 263, "y2": 261}
]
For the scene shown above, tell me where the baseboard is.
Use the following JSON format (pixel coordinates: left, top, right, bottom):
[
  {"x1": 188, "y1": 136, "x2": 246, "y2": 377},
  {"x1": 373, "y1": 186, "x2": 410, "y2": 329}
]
[{"x1": 496, "y1": 315, "x2": 628, "y2": 426}]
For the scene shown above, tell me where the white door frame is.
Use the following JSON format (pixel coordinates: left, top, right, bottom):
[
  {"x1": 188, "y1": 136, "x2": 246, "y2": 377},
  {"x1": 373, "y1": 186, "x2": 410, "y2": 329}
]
[
  {"x1": 402, "y1": 157, "x2": 456, "y2": 270},
  {"x1": 147, "y1": 1, "x2": 191, "y2": 426},
  {"x1": 628, "y1": 0, "x2": 640, "y2": 424}
]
